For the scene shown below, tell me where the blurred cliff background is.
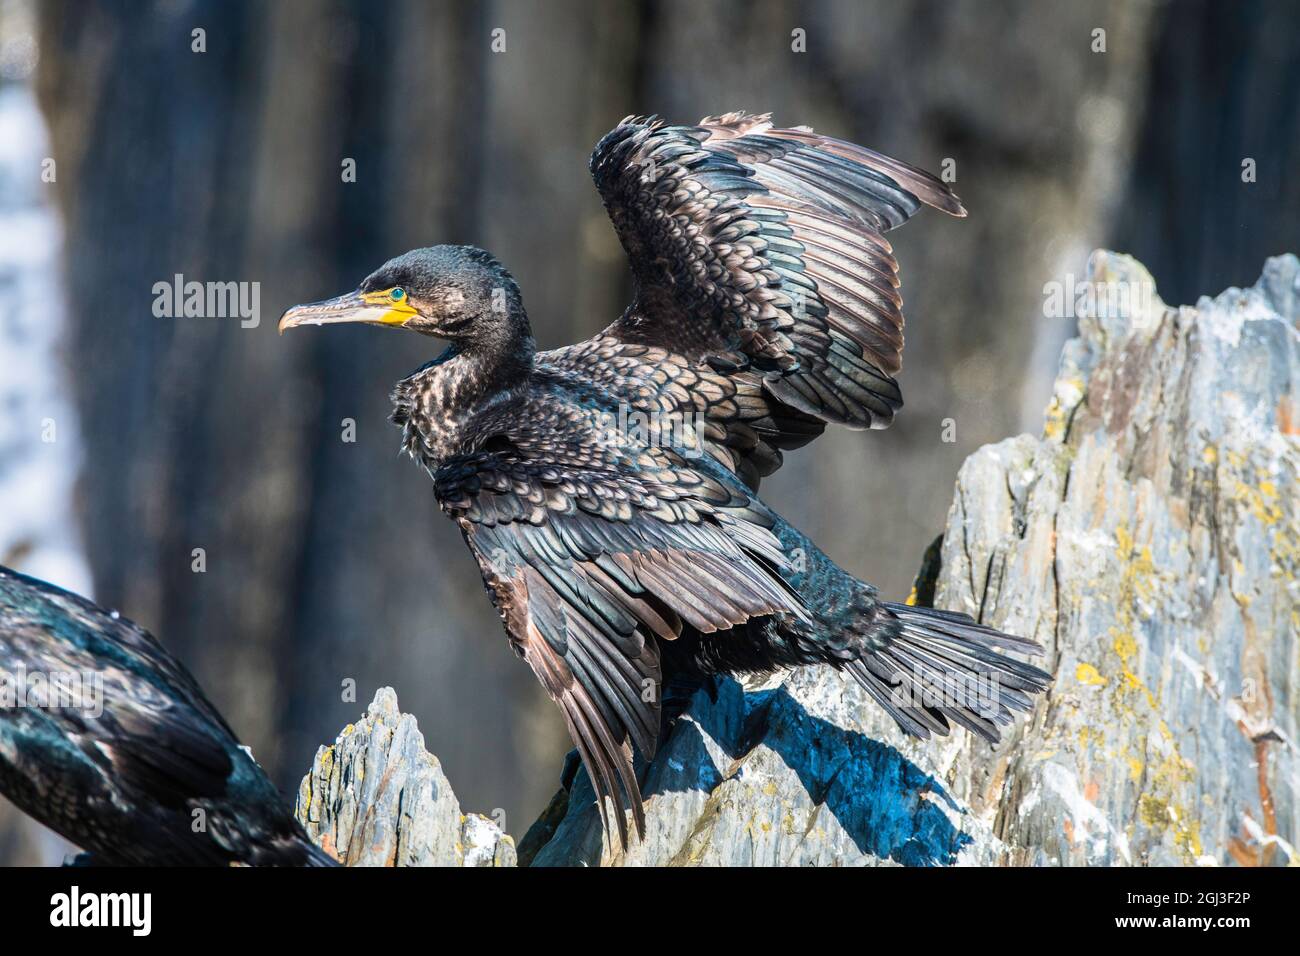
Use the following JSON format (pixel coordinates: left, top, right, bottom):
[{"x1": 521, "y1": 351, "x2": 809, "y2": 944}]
[{"x1": 1, "y1": 0, "x2": 1296, "y2": 863}]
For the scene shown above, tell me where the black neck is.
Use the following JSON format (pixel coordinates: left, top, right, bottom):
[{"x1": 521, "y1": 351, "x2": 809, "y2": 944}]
[{"x1": 438, "y1": 330, "x2": 535, "y2": 405}]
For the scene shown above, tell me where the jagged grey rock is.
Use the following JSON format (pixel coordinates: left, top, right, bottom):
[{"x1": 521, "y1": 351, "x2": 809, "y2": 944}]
[
  {"x1": 304, "y1": 253, "x2": 1298, "y2": 867},
  {"x1": 521, "y1": 251, "x2": 1299, "y2": 867},
  {"x1": 519, "y1": 669, "x2": 996, "y2": 867},
  {"x1": 295, "y1": 687, "x2": 516, "y2": 866},
  {"x1": 922, "y1": 251, "x2": 1299, "y2": 866}
]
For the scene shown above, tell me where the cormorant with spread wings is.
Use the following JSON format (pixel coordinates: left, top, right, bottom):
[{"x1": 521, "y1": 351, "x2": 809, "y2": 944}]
[{"x1": 280, "y1": 112, "x2": 1051, "y2": 849}]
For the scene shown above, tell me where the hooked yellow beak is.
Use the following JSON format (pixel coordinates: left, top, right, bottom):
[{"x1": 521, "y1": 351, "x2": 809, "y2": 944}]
[{"x1": 278, "y1": 289, "x2": 418, "y2": 335}]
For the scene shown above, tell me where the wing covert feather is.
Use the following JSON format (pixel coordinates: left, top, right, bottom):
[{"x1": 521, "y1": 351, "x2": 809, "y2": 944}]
[{"x1": 440, "y1": 446, "x2": 807, "y2": 848}]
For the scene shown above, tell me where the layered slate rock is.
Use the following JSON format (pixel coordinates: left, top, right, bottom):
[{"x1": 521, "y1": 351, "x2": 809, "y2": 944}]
[
  {"x1": 295, "y1": 688, "x2": 516, "y2": 866},
  {"x1": 519, "y1": 671, "x2": 993, "y2": 867},
  {"x1": 923, "y1": 252, "x2": 1299, "y2": 866}
]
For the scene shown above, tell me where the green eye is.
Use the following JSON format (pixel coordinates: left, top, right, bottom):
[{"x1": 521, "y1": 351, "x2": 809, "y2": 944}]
[{"x1": 390, "y1": 287, "x2": 406, "y2": 301}]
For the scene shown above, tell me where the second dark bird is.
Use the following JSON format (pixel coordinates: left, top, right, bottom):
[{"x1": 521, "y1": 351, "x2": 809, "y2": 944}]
[{"x1": 0, "y1": 566, "x2": 333, "y2": 866}]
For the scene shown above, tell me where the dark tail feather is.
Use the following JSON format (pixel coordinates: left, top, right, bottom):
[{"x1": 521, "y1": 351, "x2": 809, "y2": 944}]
[{"x1": 848, "y1": 602, "x2": 1051, "y2": 744}]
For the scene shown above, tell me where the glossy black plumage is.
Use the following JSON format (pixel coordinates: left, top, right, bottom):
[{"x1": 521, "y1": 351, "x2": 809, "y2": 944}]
[
  {"x1": 591, "y1": 112, "x2": 966, "y2": 433},
  {"x1": 282, "y1": 111, "x2": 1051, "y2": 850},
  {"x1": 0, "y1": 567, "x2": 333, "y2": 866}
]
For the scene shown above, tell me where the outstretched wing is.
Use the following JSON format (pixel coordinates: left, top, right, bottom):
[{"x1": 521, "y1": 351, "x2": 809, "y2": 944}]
[
  {"x1": 435, "y1": 445, "x2": 807, "y2": 848},
  {"x1": 589, "y1": 110, "x2": 964, "y2": 431}
]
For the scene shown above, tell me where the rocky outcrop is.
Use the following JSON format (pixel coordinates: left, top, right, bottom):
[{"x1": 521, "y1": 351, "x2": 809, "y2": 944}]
[
  {"x1": 925, "y1": 251, "x2": 1298, "y2": 867},
  {"x1": 304, "y1": 253, "x2": 1299, "y2": 867},
  {"x1": 295, "y1": 688, "x2": 515, "y2": 867},
  {"x1": 517, "y1": 669, "x2": 992, "y2": 866}
]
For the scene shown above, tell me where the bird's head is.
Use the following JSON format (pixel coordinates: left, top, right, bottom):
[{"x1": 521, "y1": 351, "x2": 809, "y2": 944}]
[{"x1": 278, "y1": 245, "x2": 528, "y2": 349}]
